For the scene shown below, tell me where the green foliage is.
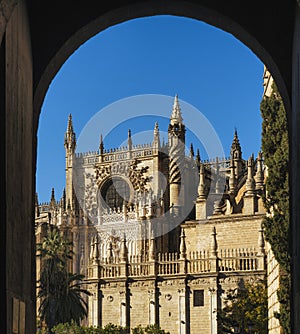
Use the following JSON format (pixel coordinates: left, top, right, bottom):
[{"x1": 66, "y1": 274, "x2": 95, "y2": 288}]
[
  {"x1": 260, "y1": 84, "x2": 290, "y2": 271},
  {"x1": 37, "y1": 228, "x2": 73, "y2": 266},
  {"x1": 132, "y1": 324, "x2": 170, "y2": 334},
  {"x1": 260, "y1": 82, "x2": 291, "y2": 333},
  {"x1": 37, "y1": 228, "x2": 91, "y2": 332},
  {"x1": 217, "y1": 279, "x2": 268, "y2": 334},
  {"x1": 51, "y1": 322, "x2": 169, "y2": 334},
  {"x1": 98, "y1": 323, "x2": 128, "y2": 334}
]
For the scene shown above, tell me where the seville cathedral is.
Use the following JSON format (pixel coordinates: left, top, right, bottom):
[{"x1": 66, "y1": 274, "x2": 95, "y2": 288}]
[{"x1": 35, "y1": 95, "x2": 267, "y2": 333}]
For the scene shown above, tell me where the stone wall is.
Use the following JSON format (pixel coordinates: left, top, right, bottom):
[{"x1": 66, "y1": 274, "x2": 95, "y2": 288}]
[
  {"x1": 184, "y1": 214, "x2": 264, "y2": 253},
  {"x1": 266, "y1": 242, "x2": 281, "y2": 334},
  {"x1": 88, "y1": 273, "x2": 264, "y2": 334},
  {"x1": 4, "y1": 1, "x2": 35, "y2": 333}
]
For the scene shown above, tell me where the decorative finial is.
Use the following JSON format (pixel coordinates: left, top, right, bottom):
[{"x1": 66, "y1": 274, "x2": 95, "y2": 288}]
[
  {"x1": 230, "y1": 128, "x2": 242, "y2": 159},
  {"x1": 99, "y1": 134, "x2": 104, "y2": 154},
  {"x1": 246, "y1": 154, "x2": 255, "y2": 193},
  {"x1": 92, "y1": 235, "x2": 100, "y2": 264},
  {"x1": 179, "y1": 228, "x2": 186, "y2": 259},
  {"x1": 171, "y1": 94, "x2": 183, "y2": 123},
  {"x1": 210, "y1": 226, "x2": 218, "y2": 256},
  {"x1": 196, "y1": 149, "x2": 201, "y2": 166},
  {"x1": 198, "y1": 163, "x2": 206, "y2": 198},
  {"x1": 64, "y1": 114, "x2": 76, "y2": 150},
  {"x1": 67, "y1": 114, "x2": 74, "y2": 133},
  {"x1": 50, "y1": 188, "x2": 56, "y2": 206},
  {"x1": 153, "y1": 122, "x2": 160, "y2": 149},
  {"x1": 255, "y1": 151, "x2": 264, "y2": 190},
  {"x1": 128, "y1": 129, "x2": 132, "y2": 150},
  {"x1": 190, "y1": 143, "x2": 194, "y2": 159}
]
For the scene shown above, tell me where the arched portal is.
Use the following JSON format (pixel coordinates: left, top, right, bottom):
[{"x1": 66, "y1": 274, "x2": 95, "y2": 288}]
[
  {"x1": 1, "y1": 1, "x2": 299, "y2": 333},
  {"x1": 33, "y1": 2, "x2": 292, "y2": 120}
]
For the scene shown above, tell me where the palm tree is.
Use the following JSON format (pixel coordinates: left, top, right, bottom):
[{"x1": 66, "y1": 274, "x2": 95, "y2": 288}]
[{"x1": 37, "y1": 228, "x2": 91, "y2": 332}]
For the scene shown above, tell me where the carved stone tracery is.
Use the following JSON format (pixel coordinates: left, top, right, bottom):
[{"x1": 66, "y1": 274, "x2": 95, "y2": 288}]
[{"x1": 95, "y1": 160, "x2": 149, "y2": 192}]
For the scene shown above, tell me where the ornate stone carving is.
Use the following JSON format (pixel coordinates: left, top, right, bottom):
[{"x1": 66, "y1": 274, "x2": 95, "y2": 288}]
[
  {"x1": 165, "y1": 293, "x2": 172, "y2": 301},
  {"x1": 119, "y1": 291, "x2": 126, "y2": 298},
  {"x1": 95, "y1": 165, "x2": 111, "y2": 183},
  {"x1": 107, "y1": 295, "x2": 114, "y2": 302},
  {"x1": 94, "y1": 160, "x2": 150, "y2": 192},
  {"x1": 158, "y1": 279, "x2": 185, "y2": 287},
  {"x1": 148, "y1": 289, "x2": 155, "y2": 299},
  {"x1": 189, "y1": 278, "x2": 210, "y2": 285},
  {"x1": 128, "y1": 160, "x2": 150, "y2": 192},
  {"x1": 84, "y1": 172, "x2": 98, "y2": 220},
  {"x1": 130, "y1": 281, "x2": 153, "y2": 288}
]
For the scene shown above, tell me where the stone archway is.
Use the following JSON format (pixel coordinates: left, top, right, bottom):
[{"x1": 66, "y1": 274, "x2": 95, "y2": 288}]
[
  {"x1": 1, "y1": 1, "x2": 299, "y2": 332},
  {"x1": 33, "y1": 2, "x2": 292, "y2": 123}
]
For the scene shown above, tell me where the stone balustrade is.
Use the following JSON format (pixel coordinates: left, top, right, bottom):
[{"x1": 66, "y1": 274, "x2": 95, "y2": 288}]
[{"x1": 88, "y1": 247, "x2": 265, "y2": 279}]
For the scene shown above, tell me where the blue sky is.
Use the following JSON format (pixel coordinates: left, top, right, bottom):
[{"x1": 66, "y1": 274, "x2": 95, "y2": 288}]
[{"x1": 37, "y1": 15, "x2": 264, "y2": 203}]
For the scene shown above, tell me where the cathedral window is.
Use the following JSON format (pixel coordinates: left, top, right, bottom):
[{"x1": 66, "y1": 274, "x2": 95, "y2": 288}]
[
  {"x1": 193, "y1": 290, "x2": 204, "y2": 307},
  {"x1": 100, "y1": 177, "x2": 131, "y2": 210}
]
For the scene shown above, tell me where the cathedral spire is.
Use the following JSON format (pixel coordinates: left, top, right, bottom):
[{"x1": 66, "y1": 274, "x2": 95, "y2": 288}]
[
  {"x1": 153, "y1": 122, "x2": 160, "y2": 149},
  {"x1": 128, "y1": 129, "x2": 132, "y2": 150},
  {"x1": 154, "y1": 121, "x2": 159, "y2": 137},
  {"x1": 230, "y1": 129, "x2": 242, "y2": 178},
  {"x1": 64, "y1": 114, "x2": 76, "y2": 152},
  {"x1": 99, "y1": 134, "x2": 104, "y2": 154},
  {"x1": 230, "y1": 128, "x2": 242, "y2": 160},
  {"x1": 189, "y1": 143, "x2": 194, "y2": 159},
  {"x1": 62, "y1": 188, "x2": 66, "y2": 211},
  {"x1": 195, "y1": 148, "x2": 201, "y2": 171},
  {"x1": 50, "y1": 188, "x2": 56, "y2": 206},
  {"x1": 64, "y1": 115, "x2": 76, "y2": 212},
  {"x1": 67, "y1": 113, "x2": 74, "y2": 133},
  {"x1": 168, "y1": 95, "x2": 185, "y2": 216},
  {"x1": 170, "y1": 94, "x2": 183, "y2": 125}
]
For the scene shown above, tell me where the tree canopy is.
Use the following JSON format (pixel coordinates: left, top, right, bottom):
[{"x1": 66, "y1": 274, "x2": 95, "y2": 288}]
[
  {"x1": 37, "y1": 228, "x2": 91, "y2": 332},
  {"x1": 260, "y1": 82, "x2": 291, "y2": 333},
  {"x1": 217, "y1": 279, "x2": 268, "y2": 334}
]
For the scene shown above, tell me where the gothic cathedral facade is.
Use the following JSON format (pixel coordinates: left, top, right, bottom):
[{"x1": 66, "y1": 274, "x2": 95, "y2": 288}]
[{"x1": 36, "y1": 96, "x2": 266, "y2": 333}]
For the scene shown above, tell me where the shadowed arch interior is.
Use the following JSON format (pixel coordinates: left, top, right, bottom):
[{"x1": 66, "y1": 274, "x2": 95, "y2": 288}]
[{"x1": 1, "y1": 1, "x2": 298, "y2": 332}]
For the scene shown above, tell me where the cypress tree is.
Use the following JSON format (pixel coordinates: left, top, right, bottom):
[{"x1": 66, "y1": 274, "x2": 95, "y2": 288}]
[{"x1": 260, "y1": 82, "x2": 291, "y2": 333}]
